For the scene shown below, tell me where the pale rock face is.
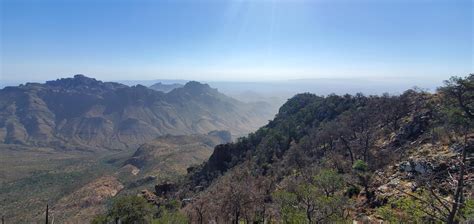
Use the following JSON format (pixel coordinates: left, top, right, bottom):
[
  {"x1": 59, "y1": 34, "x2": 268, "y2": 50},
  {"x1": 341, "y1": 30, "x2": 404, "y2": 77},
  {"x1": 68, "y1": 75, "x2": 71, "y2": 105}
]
[{"x1": 398, "y1": 160, "x2": 432, "y2": 174}]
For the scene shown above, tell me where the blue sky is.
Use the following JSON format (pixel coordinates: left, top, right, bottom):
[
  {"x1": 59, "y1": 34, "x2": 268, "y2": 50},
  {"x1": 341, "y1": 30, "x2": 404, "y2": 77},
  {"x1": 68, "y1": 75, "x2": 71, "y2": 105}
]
[{"x1": 1, "y1": 0, "x2": 472, "y2": 82}]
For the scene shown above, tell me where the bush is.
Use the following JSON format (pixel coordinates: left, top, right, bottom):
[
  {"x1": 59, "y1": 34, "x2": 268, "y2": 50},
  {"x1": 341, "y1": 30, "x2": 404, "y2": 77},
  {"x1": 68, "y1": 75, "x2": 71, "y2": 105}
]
[
  {"x1": 108, "y1": 195, "x2": 156, "y2": 224},
  {"x1": 376, "y1": 195, "x2": 432, "y2": 223},
  {"x1": 345, "y1": 185, "x2": 360, "y2": 198},
  {"x1": 91, "y1": 214, "x2": 109, "y2": 224},
  {"x1": 352, "y1": 160, "x2": 368, "y2": 172},
  {"x1": 152, "y1": 205, "x2": 188, "y2": 224}
]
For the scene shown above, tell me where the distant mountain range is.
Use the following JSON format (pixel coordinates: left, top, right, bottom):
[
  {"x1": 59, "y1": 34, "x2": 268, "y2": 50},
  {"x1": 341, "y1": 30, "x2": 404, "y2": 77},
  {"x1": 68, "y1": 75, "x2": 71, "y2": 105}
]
[
  {"x1": 148, "y1": 82, "x2": 183, "y2": 93},
  {"x1": 0, "y1": 75, "x2": 273, "y2": 150}
]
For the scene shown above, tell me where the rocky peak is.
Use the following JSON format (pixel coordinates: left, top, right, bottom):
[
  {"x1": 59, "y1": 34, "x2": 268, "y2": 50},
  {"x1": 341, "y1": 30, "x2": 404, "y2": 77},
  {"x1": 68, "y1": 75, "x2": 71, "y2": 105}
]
[
  {"x1": 182, "y1": 81, "x2": 216, "y2": 94},
  {"x1": 45, "y1": 74, "x2": 126, "y2": 92},
  {"x1": 46, "y1": 74, "x2": 99, "y2": 86},
  {"x1": 149, "y1": 82, "x2": 183, "y2": 93},
  {"x1": 166, "y1": 81, "x2": 219, "y2": 101}
]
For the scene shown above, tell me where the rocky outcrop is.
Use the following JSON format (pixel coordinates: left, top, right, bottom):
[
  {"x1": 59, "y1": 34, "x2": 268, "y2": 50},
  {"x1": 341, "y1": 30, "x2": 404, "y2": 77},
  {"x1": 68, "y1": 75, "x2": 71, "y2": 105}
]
[
  {"x1": 391, "y1": 110, "x2": 432, "y2": 147},
  {"x1": 398, "y1": 159, "x2": 433, "y2": 174}
]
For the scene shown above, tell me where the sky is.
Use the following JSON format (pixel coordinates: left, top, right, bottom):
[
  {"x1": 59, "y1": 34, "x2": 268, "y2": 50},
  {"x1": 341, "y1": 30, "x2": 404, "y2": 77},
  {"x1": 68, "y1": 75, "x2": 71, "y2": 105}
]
[{"x1": 0, "y1": 0, "x2": 472, "y2": 83}]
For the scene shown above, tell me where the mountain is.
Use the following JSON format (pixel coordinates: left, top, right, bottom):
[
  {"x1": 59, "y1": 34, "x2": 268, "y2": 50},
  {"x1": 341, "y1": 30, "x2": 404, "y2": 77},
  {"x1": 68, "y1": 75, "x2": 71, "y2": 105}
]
[
  {"x1": 0, "y1": 75, "x2": 274, "y2": 150},
  {"x1": 149, "y1": 82, "x2": 183, "y2": 93},
  {"x1": 142, "y1": 75, "x2": 472, "y2": 223}
]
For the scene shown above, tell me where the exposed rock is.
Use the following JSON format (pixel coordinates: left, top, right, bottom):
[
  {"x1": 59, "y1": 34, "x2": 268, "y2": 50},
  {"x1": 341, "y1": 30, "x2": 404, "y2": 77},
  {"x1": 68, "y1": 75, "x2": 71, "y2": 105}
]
[
  {"x1": 398, "y1": 159, "x2": 433, "y2": 174},
  {"x1": 140, "y1": 189, "x2": 157, "y2": 203},
  {"x1": 449, "y1": 143, "x2": 464, "y2": 153},
  {"x1": 391, "y1": 110, "x2": 431, "y2": 147}
]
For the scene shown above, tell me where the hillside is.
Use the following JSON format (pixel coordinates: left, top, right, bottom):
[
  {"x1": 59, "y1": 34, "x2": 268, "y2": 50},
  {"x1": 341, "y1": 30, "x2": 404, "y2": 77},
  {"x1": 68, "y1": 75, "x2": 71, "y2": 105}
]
[
  {"x1": 118, "y1": 74, "x2": 473, "y2": 223},
  {"x1": 123, "y1": 130, "x2": 231, "y2": 179},
  {"x1": 0, "y1": 75, "x2": 273, "y2": 150},
  {"x1": 0, "y1": 131, "x2": 231, "y2": 223}
]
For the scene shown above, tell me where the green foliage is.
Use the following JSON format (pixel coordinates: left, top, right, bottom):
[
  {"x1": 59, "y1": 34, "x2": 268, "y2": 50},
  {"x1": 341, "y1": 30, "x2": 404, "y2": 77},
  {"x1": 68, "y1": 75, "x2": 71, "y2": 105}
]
[
  {"x1": 313, "y1": 169, "x2": 344, "y2": 197},
  {"x1": 376, "y1": 196, "x2": 427, "y2": 223},
  {"x1": 352, "y1": 160, "x2": 368, "y2": 172},
  {"x1": 151, "y1": 199, "x2": 188, "y2": 224},
  {"x1": 273, "y1": 170, "x2": 348, "y2": 223},
  {"x1": 461, "y1": 199, "x2": 474, "y2": 221},
  {"x1": 345, "y1": 185, "x2": 360, "y2": 198},
  {"x1": 152, "y1": 205, "x2": 188, "y2": 224},
  {"x1": 438, "y1": 74, "x2": 474, "y2": 129},
  {"x1": 186, "y1": 74, "x2": 474, "y2": 223},
  {"x1": 92, "y1": 197, "x2": 189, "y2": 224},
  {"x1": 90, "y1": 214, "x2": 110, "y2": 224},
  {"x1": 352, "y1": 160, "x2": 374, "y2": 201},
  {"x1": 107, "y1": 195, "x2": 155, "y2": 224},
  {"x1": 273, "y1": 190, "x2": 307, "y2": 223}
]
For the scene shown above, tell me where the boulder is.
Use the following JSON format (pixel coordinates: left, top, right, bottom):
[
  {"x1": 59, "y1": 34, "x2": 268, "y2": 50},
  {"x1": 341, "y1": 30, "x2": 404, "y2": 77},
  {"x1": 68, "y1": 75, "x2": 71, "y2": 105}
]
[{"x1": 398, "y1": 159, "x2": 432, "y2": 174}]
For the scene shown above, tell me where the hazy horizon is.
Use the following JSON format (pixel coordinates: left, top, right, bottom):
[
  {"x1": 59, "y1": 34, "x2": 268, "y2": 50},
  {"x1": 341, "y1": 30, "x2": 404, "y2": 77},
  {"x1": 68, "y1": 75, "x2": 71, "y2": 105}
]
[
  {"x1": 0, "y1": 74, "x2": 449, "y2": 98},
  {"x1": 1, "y1": 0, "x2": 472, "y2": 83}
]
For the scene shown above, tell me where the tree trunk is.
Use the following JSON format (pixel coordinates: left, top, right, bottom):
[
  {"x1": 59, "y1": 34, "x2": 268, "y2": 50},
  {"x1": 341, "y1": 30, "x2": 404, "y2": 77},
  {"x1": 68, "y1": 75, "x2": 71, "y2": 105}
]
[
  {"x1": 306, "y1": 204, "x2": 313, "y2": 224},
  {"x1": 198, "y1": 211, "x2": 203, "y2": 224},
  {"x1": 340, "y1": 136, "x2": 354, "y2": 164},
  {"x1": 446, "y1": 133, "x2": 469, "y2": 224},
  {"x1": 45, "y1": 204, "x2": 49, "y2": 224}
]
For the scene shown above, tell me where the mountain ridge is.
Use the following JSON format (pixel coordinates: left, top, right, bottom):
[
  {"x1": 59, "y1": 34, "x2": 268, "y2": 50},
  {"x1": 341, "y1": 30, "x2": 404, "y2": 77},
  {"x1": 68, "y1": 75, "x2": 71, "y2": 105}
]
[{"x1": 0, "y1": 75, "x2": 274, "y2": 151}]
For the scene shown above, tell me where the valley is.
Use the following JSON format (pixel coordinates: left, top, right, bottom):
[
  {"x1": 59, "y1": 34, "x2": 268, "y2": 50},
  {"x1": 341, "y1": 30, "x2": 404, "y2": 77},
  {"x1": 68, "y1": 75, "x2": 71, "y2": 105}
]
[
  {"x1": 0, "y1": 76, "x2": 275, "y2": 223},
  {"x1": 2, "y1": 1, "x2": 471, "y2": 222}
]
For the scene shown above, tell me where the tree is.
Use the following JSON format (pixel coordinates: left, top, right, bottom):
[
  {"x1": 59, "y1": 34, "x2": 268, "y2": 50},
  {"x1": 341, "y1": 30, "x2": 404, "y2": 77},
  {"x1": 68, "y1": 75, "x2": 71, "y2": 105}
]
[
  {"x1": 313, "y1": 169, "x2": 344, "y2": 197},
  {"x1": 153, "y1": 203, "x2": 188, "y2": 224},
  {"x1": 186, "y1": 165, "x2": 273, "y2": 223},
  {"x1": 438, "y1": 74, "x2": 473, "y2": 224},
  {"x1": 352, "y1": 160, "x2": 374, "y2": 203},
  {"x1": 107, "y1": 195, "x2": 155, "y2": 224},
  {"x1": 376, "y1": 193, "x2": 433, "y2": 223},
  {"x1": 439, "y1": 74, "x2": 474, "y2": 120},
  {"x1": 273, "y1": 190, "x2": 307, "y2": 223},
  {"x1": 274, "y1": 169, "x2": 348, "y2": 224},
  {"x1": 394, "y1": 74, "x2": 474, "y2": 224}
]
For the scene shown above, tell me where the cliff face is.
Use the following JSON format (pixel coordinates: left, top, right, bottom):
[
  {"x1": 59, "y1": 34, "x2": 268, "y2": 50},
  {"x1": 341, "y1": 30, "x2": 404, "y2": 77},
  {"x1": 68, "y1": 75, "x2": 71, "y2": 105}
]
[{"x1": 0, "y1": 75, "x2": 273, "y2": 150}]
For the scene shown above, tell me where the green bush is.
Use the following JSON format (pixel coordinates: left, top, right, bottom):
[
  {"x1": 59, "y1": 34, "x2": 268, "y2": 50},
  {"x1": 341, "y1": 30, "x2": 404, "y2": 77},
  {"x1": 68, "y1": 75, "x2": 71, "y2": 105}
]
[
  {"x1": 273, "y1": 190, "x2": 307, "y2": 223},
  {"x1": 352, "y1": 160, "x2": 368, "y2": 172},
  {"x1": 461, "y1": 199, "x2": 474, "y2": 221},
  {"x1": 108, "y1": 195, "x2": 155, "y2": 224},
  {"x1": 376, "y1": 195, "x2": 430, "y2": 223},
  {"x1": 90, "y1": 214, "x2": 109, "y2": 224},
  {"x1": 345, "y1": 185, "x2": 360, "y2": 198},
  {"x1": 152, "y1": 205, "x2": 188, "y2": 224}
]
